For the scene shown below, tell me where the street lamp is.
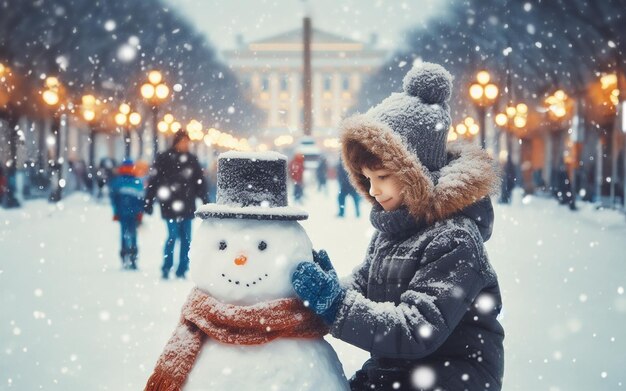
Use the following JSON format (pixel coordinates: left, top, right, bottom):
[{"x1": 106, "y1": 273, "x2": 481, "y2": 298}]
[
  {"x1": 545, "y1": 89, "x2": 578, "y2": 209},
  {"x1": 469, "y1": 70, "x2": 499, "y2": 149},
  {"x1": 42, "y1": 76, "x2": 65, "y2": 202},
  {"x1": 0, "y1": 62, "x2": 21, "y2": 208},
  {"x1": 140, "y1": 70, "x2": 170, "y2": 161},
  {"x1": 451, "y1": 116, "x2": 480, "y2": 143},
  {"x1": 80, "y1": 94, "x2": 103, "y2": 192},
  {"x1": 495, "y1": 103, "x2": 527, "y2": 161},
  {"x1": 545, "y1": 90, "x2": 568, "y2": 121},
  {"x1": 157, "y1": 113, "x2": 182, "y2": 139},
  {"x1": 600, "y1": 73, "x2": 626, "y2": 210},
  {"x1": 186, "y1": 119, "x2": 204, "y2": 140},
  {"x1": 186, "y1": 119, "x2": 204, "y2": 155},
  {"x1": 495, "y1": 104, "x2": 527, "y2": 130},
  {"x1": 115, "y1": 103, "x2": 142, "y2": 160},
  {"x1": 0, "y1": 62, "x2": 15, "y2": 108}
]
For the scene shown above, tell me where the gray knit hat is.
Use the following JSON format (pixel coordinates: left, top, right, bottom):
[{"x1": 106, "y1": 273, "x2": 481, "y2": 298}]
[{"x1": 365, "y1": 62, "x2": 453, "y2": 171}]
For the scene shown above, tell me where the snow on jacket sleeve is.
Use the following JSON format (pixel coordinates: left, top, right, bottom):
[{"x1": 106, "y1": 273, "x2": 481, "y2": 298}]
[
  {"x1": 340, "y1": 232, "x2": 379, "y2": 294},
  {"x1": 330, "y1": 228, "x2": 486, "y2": 360}
]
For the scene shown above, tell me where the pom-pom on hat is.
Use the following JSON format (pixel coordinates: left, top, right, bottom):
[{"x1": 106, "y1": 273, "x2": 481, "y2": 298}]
[{"x1": 363, "y1": 61, "x2": 453, "y2": 172}]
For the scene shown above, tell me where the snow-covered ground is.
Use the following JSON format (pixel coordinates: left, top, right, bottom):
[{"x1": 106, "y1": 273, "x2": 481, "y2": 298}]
[{"x1": 1, "y1": 182, "x2": 626, "y2": 390}]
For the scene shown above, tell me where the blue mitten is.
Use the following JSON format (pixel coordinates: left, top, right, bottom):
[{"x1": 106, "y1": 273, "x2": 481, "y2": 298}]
[{"x1": 292, "y1": 250, "x2": 345, "y2": 325}]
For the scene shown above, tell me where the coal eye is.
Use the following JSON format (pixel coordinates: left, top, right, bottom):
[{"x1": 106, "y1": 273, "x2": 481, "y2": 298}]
[
  {"x1": 219, "y1": 240, "x2": 227, "y2": 250},
  {"x1": 258, "y1": 241, "x2": 267, "y2": 251}
]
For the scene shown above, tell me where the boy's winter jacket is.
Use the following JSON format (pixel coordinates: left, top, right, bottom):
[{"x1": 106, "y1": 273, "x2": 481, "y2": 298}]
[{"x1": 336, "y1": 62, "x2": 504, "y2": 390}]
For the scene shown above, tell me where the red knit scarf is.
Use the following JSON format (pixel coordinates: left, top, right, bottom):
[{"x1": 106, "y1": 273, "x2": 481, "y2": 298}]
[{"x1": 145, "y1": 287, "x2": 328, "y2": 391}]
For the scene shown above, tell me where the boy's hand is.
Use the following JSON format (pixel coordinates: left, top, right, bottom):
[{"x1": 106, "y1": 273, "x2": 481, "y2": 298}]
[
  {"x1": 113, "y1": 215, "x2": 119, "y2": 221},
  {"x1": 313, "y1": 249, "x2": 334, "y2": 273},
  {"x1": 137, "y1": 213, "x2": 143, "y2": 223},
  {"x1": 292, "y1": 250, "x2": 344, "y2": 325}
]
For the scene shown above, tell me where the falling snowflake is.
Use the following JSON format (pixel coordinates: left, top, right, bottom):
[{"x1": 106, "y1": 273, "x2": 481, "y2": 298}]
[
  {"x1": 475, "y1": 293, "x2": 496, "y2": 314},
  {"x1": 411, "y1": 366, "x2": 436, "y2": 389},
  {"x1": 117, "y1": 44, "x2": 137, "y2": 62},
  {"x1": 172, "y1": 200, "x2": 185, "y2": 212},
  {"x1": 157, "y1": 187, "x2": 171, "y2": 200},
  {"x1": 104, "y1": 20, "x2": 116, "y2": 31}
]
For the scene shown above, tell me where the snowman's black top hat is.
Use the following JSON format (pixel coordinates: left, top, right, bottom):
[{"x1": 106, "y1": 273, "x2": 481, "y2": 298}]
[{"x1": 195, "y1": 151, "x2": 308, "y2": 221}]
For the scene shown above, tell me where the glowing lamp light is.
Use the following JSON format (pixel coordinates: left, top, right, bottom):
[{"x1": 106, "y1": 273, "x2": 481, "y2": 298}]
[
  {"x1": 476, "y1": 71, "x2": 490, "y2": 85},
  {"x1": 43, "y1": 90, "x2": 59, "y2": 106},
  {"x1": 45, "y1": 77, "x2": 59, "y2": 88},
  {"x1": 82, "y1": 95, "x2": 96, "y2": 106},
  {"x1": 513, "y1": 116, "x2": 526, "y2": 128},
  {"x1": 323, "y1": 138, "x2": 341, "y2": 149},
  {"x1": 484, "y1": 84, "x2": 499, "y2": 100},
  {"x1": 171, "y1": 122, "x2": 182, "y2": 133},
  {"x1": 164, "y1": 114, "x2": 174, "y2": 123},
  {"x1": 505, "y1": 106, "x2": 516, "y2": 117},
  {"x1": 554, "y1": 90, "x2": 566, "y2": 100},
  {"x1": 469, "y1": 124, "x2": 480, "y2": 135},
  {"x1": 456, "y1": 123, "x2": 467, "y2": 135},
  {"x1": 155, "y1": 84, "x2": 170, "y2": 99},
  {"x1": 469, "y1": 84, "x2": 484, "y2": 100},
  {"x1": 129, "y1": 112, "x2": 142, "y2": 126},
  {"x1": 158, "y1": 121, "x2": 169, "y2": 133},
  {"x1": 83, "y1": 110, "x2": 96, "y2": 122},
  {"x1": 148, "y1": 70, "x2": 162, "y2": 85},
  {"x1": 141, "y1": 83, "x2": 155, "y2": 99},
  {"x1": 495, "y1": 113, "x2": 508, "y2": 126},
  {"x1": 119, "y1": 103, "x2": 130, "y2": 115},
  {"x1": 516, "y1": 103, "x2": 528, "y2": 114},
  {"x1": 115, "y1": 113, "x2": 127, "y2": 126},
  {"x1": 601, "y1": 74, "x2": 617, "y2": 90}
]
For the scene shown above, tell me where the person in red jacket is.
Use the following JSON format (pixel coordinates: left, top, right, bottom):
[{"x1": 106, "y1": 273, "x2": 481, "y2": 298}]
[{"x1": 289, "y1": 153, "x2": 305, "y2": 203}]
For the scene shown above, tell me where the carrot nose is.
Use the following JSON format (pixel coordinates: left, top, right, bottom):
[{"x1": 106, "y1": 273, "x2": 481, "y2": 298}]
[{"x1": 234, "y1": 255, "x2": 247, "y2": 266}]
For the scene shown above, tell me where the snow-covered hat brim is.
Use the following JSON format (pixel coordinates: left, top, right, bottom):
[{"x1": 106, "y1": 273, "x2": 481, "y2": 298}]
[{"x1": 195, "y1": 204, "x2": 308, "y2": 221}]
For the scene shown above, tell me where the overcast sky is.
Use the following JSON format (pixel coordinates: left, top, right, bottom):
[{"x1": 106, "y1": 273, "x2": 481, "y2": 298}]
[{"x1": 164, "y1": 0, "x2": 448, "y2": 51}]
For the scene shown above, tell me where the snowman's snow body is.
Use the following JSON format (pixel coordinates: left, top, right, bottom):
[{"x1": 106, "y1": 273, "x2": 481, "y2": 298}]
[{"x1": 184, "y1": 218, "x2": 349, "y2": 391}]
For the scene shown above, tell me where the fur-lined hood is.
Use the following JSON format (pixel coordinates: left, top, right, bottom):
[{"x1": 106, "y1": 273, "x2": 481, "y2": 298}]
[{"x1": 340, "y1": 114, "x2": 500, "y2": 225}]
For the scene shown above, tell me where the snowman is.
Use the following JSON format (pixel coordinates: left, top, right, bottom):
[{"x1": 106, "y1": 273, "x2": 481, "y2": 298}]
[{"x1": 145, "y1": 151, "x2": 349, "y2": 391}]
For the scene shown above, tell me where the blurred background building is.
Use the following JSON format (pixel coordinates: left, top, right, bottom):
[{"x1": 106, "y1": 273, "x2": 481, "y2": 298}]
[{"x1": 223, "y1": 28, "x2": 387, "y2": 140}]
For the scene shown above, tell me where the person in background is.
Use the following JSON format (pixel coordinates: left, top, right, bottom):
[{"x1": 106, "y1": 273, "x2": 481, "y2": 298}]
[
  {"x1": 144, "y1": 131, "x2": 209, "y2": 280},
  {"x1": 109, "y1": 159, "x2": 145, "y2": 270},
  {"x1": 336, "y1": 156, "x2": 360, "y2": 218},
  {"x1": 289, "y1": 153, "x2": 305, "y2": 203},
  {"x1": 96, "y1": 157, "x2": 116, "y2": 200},
  {"x1": 316, "y1": 155, "x2": 328, "y2": 194},
  {"x1": 499, "y1": 157, "x2": 516, "y2": 204}
]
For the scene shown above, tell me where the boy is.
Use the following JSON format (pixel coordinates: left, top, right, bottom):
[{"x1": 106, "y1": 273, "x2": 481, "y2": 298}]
[
  {"x1": 292, "y1": 63, "x2": 504, "y2": 390},
  {"x1": 110, "y1": 159, "x2": 144, "y2": 270}
]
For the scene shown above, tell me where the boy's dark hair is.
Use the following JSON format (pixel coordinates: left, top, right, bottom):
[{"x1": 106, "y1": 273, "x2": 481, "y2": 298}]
[{"x1": 344, "y1": 142, "x2": 384, "y2": 171}]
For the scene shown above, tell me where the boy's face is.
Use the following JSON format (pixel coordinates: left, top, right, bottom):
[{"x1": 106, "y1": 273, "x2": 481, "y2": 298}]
[{"x1": 362, "y1": 167, "x2": 404, "y2": 212}]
